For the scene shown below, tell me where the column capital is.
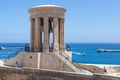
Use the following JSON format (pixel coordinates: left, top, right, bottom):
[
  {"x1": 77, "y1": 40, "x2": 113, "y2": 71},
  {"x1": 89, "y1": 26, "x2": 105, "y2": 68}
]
[
  {"x1": 30, "y1": 17, "x2": 35, "y2": 21},
  {"x1": 44, "y1": 16, "x2": 49, "y2": 19},
  {"x1": 54, "y1": 16, "x2": 59, "y2": 19},
  {"x1": 60, "y1": 18, "x2": 65, "y2": 20},
  {"x1": 35, "y1": 17, "x2": 38, "y2": 19}
]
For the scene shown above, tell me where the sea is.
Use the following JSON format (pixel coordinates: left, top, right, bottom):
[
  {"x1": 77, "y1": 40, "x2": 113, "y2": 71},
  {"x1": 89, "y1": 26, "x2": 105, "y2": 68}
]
[{"x1": 0, "y1": 43, "x2": 120, "y2": 65}]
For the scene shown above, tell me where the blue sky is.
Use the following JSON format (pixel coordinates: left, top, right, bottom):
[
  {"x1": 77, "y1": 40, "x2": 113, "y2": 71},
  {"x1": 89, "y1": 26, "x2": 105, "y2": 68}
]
[{"x1": 0, "y1": 0, "x2": 120, "y2": 43}]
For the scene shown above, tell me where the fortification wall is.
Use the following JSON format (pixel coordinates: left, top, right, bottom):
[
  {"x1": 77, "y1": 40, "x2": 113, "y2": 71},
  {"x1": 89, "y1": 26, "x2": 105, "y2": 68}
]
[
  {"x1": 0, "y1": 66, "x2": 119, "y2": 80},
  {"x1": 75, "y1": 64, "x2": 103, "y2": 73},
  {"x1": 107, "y1": 67, "x2": 120, "y2": 73},
  {"x1": 3, "y1": 52, "x2": 74, "y2": 72}
]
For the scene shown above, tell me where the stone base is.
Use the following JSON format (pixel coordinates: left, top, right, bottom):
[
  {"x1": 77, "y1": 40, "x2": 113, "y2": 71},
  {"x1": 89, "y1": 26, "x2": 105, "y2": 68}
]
[{"x1": 3, "y1": 52, "x2": 74, "y2": 72}]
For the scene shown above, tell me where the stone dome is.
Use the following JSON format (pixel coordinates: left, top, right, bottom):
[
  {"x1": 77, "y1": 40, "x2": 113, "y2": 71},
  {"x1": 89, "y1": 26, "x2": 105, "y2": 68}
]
[
  {"x1": 29, "y1": 4, "x2": 66, "y2": 13},
  {"x1": 33, "y1": 4, "x2": 62, "y2": 8}
]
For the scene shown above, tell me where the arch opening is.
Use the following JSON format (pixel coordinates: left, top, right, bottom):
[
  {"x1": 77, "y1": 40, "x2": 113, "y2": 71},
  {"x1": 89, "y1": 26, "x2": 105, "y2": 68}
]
[{"x1": 49, "y1": 17, "x2": 54, "y2": 52}]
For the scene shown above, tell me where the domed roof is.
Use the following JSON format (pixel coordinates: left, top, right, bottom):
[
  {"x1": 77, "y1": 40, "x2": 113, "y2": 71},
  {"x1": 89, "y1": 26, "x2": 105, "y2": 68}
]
[
  {"x1": 33, "y1": 4, "x2": 62, "y2": 8},
  {"x1": 29, "y1": 4, "x2": 66, "y2": 13}
]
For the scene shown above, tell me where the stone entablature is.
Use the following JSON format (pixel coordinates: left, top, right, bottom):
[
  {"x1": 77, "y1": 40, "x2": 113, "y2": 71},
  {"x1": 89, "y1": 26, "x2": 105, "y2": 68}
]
[{"x1": 29, "y1": 5, "x2": 66, "y2": 52}]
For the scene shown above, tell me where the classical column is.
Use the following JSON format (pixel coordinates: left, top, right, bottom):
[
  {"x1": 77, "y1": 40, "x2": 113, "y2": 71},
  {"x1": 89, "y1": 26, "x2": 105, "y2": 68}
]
[
  {"x1": 34, "y1": 17, "x2": 40, "y2": 52},
  {"x1": 59, "y1": 18, "x2": 65, "y2": 51},
  {"x1": 53, "y1": 17, "x2": 59, "y2": 51},
  {"x1": 43, "y1": 17, "x2": 49, "y2": 52},
  {"x1": 39, "y1": 25, "x2": 42, "y2": 51},
  {"x1": 38, "y1": 18, "x2": 42, "y2": 52},
  {"x1": 39, "y1": 17, "x2": 43, "y2": 52},
  {"x1": 30, "y1": 18, "x2": 35, "y2": 52}
]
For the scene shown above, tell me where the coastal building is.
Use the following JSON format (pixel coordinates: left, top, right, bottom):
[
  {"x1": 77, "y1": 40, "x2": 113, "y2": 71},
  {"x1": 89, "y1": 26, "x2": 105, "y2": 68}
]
[{"x1": 29, "y1": 5, "x2": 66, "y2": 52}]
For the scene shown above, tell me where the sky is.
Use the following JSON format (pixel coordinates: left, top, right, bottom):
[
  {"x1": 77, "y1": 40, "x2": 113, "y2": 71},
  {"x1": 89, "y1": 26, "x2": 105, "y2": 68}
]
[{"x1": 0, "y1": 0, "x2": 120, "y2": 43}]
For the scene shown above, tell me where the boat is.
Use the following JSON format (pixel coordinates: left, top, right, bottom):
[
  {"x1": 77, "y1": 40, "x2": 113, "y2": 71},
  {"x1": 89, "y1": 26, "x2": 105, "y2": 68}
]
[
  {"x1": 72, "y1": 52, "x2": 87, "y2": 56},
  {"x1": 80, "y1": 53, "x2": 87, "y2": 56}
]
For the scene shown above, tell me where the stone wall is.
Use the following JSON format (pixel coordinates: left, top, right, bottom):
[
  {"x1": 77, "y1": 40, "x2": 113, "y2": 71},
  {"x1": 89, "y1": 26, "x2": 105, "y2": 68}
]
[
  {"x1": 75, "y1": 64, "x2": 103, "y2": 73},
  {"x1": 3, "y1": 52, "x2": 24, "y2": 67},
  {"x1": 0, "y1": 66, "x2": 119, "y2": 80},
  {"x1": 3, "y1": 52, "x2": 39, "y2": 68},
  {"x1": 75, "y1": 64, "x2": 120, "y2": 74},
  {"x1": 3, "y1": 52, "x2": 74, "y2": 72},
  {"x1": 23, "y1": 52, "x2": 39, "y2": 68},
  {"x1": 40, "y1": 53, "x2": 74, "y2": 72},
  {"x1": 107, "y1": 67, "x2": 120, "y2": 74},
  {"x1": 93, "y1": 73, "x2": 120, "y2": 80}
]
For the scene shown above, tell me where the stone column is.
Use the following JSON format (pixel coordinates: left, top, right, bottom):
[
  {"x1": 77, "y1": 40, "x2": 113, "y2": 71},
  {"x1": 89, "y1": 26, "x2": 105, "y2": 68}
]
[
  {"x1": 34, "y1": 17, "x2": 40, "y2": 52},
  {"x1": 53, "y1": 17, "x2": 59, "y2": 51},
  {"x1": 30, "y1": 18, "x2": 35, "y2": 52},
  {"x1": 43, "y1": 17, "x2": 49, "y2": 52},
  {"x1": 39, "y1": 25, "x2": 42, "y2": 51},
  {"x1": 38, "y1": 18, "x2": 42, "y2": 52},
  {"x1": 60, "y1": 18, "x2": 64, "y2": 51},
  {"x1": 39, "y1": 18, "x2": 43, "y2": 52}
]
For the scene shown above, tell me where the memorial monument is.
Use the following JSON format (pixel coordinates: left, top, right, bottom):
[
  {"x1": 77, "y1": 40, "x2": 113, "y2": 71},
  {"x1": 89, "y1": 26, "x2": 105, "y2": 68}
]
[{"x1": 29, "y1": 5, "x2": 66, "y2": 52}]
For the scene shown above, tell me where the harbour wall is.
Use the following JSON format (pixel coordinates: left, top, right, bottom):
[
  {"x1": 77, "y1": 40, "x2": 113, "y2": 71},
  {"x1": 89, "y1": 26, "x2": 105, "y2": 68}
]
[{"x1": 0, "y1": 66, "x2": 120, "y2": 80}]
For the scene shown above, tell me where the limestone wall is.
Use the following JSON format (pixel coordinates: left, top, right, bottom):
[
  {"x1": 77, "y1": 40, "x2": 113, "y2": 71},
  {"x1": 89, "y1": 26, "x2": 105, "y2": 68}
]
[
  {"x1": 3, "y1": 52, "x2": 24, "y2": 67},
  {"x1": 0, "y1": 66, "x2": 119, "y2": 80},
  {"x1": 107, "y1": 67, "x2": 120, "y2": 74},
  {"x1": 93, "y1": 73, "x2": 120, "y2": 80},
  {"x1": 23, "y1": 52, "x2": 39, "y2": 68},
  {"x1": 3, "y1": 52, "x2": 74, "y2": 72},
  {"x1": 40, "y1": 53, "x2": 74, "y2": 72},
  {"x1": 3, "y1": 52, "x2": 39, "y2": 68},
  {"x1": 75, "y1": 64, "x2": 103, "y2": 73}
]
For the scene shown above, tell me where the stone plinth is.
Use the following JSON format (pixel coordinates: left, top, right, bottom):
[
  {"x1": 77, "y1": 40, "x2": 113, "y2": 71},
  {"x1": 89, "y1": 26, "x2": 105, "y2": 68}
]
[{"x1": 4, "y1": 52, "x2": 74, "y2": 72}]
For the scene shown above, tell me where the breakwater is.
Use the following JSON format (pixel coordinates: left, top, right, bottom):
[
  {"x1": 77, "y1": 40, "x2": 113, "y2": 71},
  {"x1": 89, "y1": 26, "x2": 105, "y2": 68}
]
[{"x1": 97, "y1": 49, "x2": 120, "y2": 52}]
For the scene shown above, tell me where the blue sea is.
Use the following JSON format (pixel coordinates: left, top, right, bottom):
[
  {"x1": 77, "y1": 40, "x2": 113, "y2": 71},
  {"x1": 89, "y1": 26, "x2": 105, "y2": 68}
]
[
  {"x1": 71, "y1": 43, "x2": 120, "y2": 65},
  {"x1": 0, "y1": 43, "x2": 25, "y2": 59},
  {"x1": 0, "y1": 43, "x2": 120, "y2": 65}
]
